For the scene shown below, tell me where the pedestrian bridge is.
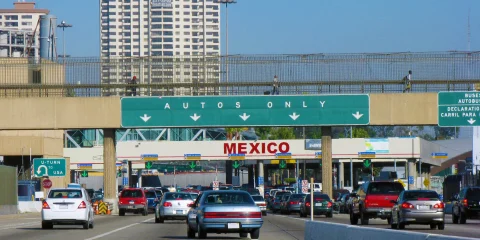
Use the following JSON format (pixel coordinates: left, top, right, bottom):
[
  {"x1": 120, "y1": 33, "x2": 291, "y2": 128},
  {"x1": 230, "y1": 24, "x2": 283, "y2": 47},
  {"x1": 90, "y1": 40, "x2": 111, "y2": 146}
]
[{"x1": 0, "y1": 93, "x2": 437, "y2": 130}]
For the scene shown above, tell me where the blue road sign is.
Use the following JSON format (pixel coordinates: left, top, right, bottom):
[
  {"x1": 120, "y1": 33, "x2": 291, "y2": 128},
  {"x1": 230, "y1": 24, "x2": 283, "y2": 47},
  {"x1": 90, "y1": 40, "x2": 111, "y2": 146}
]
[
  {"x1": 305, "y1": 139, "x2": 321, "y2": 150},
  {"x1": 122, "y1": 177, "x2": 128, "y2": 186},
  {"x1": 228, "y1": 154, "x2": 245, "y2": 160},
  {"x1": 275, "y1": 152, "x2": 292, "y2": 159},
  {"x1": 116, "y1": 163, "x2": 122, "y2": 166},
  {"x1": 77, "y1": 164, "x2": 92, "y2": 170},
  {"x1": 431, "y1": 152, "x2": 448, "y2": 159},
  {"x1": 258, "y1": 176, "x2": 264, "y2": 185},
  {"x1": 408, "y1": 176, "x2": 414, "y2": 185},
  {"x1": 184, "y1": 154, "x2": 201, "y2": 160},
  {"x1": 315, "y1": 152, "x2": 322, "y2": 159}
]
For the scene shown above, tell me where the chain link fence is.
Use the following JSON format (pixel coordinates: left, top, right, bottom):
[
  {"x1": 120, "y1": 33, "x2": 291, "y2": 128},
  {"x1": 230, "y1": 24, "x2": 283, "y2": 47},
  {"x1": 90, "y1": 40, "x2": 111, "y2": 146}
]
[{"x1": 0, "y1": 51, "x2": 479, "y2": 97}]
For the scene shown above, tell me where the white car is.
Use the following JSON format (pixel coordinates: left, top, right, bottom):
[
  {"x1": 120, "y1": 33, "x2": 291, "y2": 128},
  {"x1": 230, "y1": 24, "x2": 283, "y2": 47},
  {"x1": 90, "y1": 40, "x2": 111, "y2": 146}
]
[{"x1": 41, "y1": 187, "x2": 95, "y2": 229}]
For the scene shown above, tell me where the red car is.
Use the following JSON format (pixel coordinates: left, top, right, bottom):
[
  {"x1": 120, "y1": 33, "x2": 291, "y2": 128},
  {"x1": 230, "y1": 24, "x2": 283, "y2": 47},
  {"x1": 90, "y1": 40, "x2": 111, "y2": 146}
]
[{"x1": 118, "y1": 188, "x2": 148, "y2": 216}]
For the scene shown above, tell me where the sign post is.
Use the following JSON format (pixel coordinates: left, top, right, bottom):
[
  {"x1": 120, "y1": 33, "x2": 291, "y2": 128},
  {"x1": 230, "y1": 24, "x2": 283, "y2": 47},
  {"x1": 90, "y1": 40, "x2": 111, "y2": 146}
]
[{"x1": 121, "y1": 95, "x2": 370, "y2": 128}]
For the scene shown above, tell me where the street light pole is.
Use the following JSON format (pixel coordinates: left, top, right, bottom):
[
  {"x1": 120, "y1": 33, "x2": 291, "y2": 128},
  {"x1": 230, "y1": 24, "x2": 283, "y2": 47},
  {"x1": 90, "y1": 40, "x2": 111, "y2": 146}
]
[
  {"x1": 57, "y1": 21, "x2": 73, "y2": 64},
  {"x1": 218, "y1": 0, "x2": 236, "y2": 95}
]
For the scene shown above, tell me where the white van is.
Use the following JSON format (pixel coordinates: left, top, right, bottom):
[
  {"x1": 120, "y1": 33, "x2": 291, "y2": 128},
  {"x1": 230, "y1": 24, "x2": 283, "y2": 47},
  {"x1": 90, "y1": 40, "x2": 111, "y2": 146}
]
[{"x1": 307, "y1": 183, "x2": 322, "y2": 192}]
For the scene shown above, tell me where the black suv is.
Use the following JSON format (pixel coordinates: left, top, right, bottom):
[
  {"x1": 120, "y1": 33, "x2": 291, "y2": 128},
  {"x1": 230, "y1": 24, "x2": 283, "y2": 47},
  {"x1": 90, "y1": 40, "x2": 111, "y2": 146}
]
[{"x1": 452, "y1": 187, "x2": 480, "y2": 224}]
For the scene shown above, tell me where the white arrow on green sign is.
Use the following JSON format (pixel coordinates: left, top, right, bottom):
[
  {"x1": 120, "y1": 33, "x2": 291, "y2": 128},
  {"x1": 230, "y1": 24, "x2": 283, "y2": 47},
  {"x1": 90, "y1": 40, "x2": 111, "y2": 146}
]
[{"x1": 121, "y1": 95, "x2": 370, "y2": 128}]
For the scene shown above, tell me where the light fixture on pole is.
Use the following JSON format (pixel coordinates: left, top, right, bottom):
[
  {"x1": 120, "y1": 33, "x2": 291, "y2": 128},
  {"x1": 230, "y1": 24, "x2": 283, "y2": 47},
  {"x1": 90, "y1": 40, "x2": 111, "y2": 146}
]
[
  {"x1": 217, "y1": 0, "x2": 237, "y2": 95},
  {"x1": 57, "y1": 21, "x2": 73, "y2": 63}
]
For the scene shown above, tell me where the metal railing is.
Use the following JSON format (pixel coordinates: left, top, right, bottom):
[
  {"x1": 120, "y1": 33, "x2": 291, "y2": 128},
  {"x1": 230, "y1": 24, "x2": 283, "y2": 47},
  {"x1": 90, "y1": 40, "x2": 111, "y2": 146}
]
[{"x1": 0, "y1": 51, "x2": 479, "y2": 97}]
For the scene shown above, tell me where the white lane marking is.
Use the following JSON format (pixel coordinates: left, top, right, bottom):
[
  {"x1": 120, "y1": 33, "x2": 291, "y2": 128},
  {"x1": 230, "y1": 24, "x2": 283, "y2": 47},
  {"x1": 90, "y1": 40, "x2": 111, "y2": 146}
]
[
  {"x1": 0, "y1": 222, "x2": 39, "y2": 230},
  {"x1": 84, "y1": 218, "x2": 154, "y2": 240}
]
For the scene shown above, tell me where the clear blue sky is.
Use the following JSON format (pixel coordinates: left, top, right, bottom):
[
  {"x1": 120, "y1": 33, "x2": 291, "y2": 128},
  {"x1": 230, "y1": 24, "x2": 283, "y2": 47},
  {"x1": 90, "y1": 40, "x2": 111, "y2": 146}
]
[{"x1": 1, "y1": 0, "x2": 478, "y2": 57}]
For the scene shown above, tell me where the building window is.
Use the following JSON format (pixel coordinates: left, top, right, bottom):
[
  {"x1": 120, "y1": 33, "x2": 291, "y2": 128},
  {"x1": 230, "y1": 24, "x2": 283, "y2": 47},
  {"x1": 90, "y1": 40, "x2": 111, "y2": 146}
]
[
  {"x1": 5, "y1": 15, "x2": 18, "y2": 20},
  {"x1": 21, "y1": 15, "x2": 32, "y2": 19}
]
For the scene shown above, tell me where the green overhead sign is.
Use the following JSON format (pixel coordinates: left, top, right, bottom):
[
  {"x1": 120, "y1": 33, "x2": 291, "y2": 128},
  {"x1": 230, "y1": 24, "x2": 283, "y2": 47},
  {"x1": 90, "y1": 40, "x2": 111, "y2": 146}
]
[
  {"x1": 121, "y1": 95, "x2": 370, "y2": 128},
  {"x1": 33, "y1": 158, "x2": 66, "y2": 177},
  {"x1": 438, "y1": 92, "x2": 480, "y2": 127}
]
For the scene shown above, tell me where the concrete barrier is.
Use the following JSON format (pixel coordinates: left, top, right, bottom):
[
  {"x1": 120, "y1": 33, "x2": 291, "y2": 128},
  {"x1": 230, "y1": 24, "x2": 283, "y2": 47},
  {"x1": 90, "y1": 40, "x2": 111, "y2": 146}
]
[
  {"x1": 18, "y1": 201, "x2": 42, "y2": 213},
  {"x1": 305, "y1": 221, "x2": 478, "y2": 240},
  {"x1": 0, "y1": 205, "x2": 18, "y2": 215}
]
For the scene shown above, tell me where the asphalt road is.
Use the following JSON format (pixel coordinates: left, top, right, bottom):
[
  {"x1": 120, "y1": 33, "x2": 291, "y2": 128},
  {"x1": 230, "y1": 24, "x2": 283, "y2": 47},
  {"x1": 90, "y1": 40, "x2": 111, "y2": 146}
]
[
  {"x1": 0, "y1": 212, "x2": 305, "y2": 240},
  {"x1": 269, "y1": 211, "x2": 480, "y2": 239}
]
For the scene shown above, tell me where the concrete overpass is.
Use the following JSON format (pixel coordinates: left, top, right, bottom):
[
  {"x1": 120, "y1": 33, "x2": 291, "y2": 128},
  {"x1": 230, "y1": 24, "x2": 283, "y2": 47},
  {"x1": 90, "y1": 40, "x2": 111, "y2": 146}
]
[{"x1": 0, "y1": 93, "x2": 439, "y2": 213}]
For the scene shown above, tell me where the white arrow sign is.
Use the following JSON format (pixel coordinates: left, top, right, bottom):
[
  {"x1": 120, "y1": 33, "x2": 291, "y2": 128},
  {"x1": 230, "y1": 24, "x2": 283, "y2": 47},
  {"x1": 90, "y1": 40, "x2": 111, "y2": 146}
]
[
  {"x1": 36, "y1": 165, "x2": 48, "y2": 176},
  {"x1": 467, "y1": 118, "x2": 476, "y2": 125},
  {"x1": 352, "y1": 111, "x2": 363, "y2": 120},
  {"x1": 239, "y1": 113, "x2": 250, "y2": 121},
  {"x1": 190, "y1": 113, "x2": 201, "y2": 121},
  {"x1": 289, "y1": 112, "x2": 300, "y2": 121},
  {"x1": 140, "y1": 114, "x2": 151, "y2": 122}
]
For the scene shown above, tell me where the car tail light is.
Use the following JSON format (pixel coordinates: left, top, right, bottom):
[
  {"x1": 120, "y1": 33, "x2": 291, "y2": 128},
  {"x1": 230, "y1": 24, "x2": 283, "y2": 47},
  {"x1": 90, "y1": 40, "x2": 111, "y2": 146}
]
[
  {"x1": 163, "y1": 202, "x2": 172, "y2": 207},
  {"x1": 42, "y1": 201, "x2": 50, "y2": 209},
  {"x1": 204, "y1": 212, "x2": 261, "y2": 218},
  {"x1": 78, "y1": 201, "x2": 87, "y2": 209},
  {"x1": 401, "y1": 202, "x2": 414, "y2": 209},
  {"x1": 306, "y1": 202, "x2": 311, "y2": 207},
  {"x1": 462, "y1": 199, "x2": 468, "y2": 207},
  {"x1": 433, "y1": 202, "x2": 444, "y2": 209},
  {"x1": 257, "y1": 203, "x2": 266, "y2": 206},
  {"x1": 327, "y1": 202, "x2": 332, "y2": 208}
]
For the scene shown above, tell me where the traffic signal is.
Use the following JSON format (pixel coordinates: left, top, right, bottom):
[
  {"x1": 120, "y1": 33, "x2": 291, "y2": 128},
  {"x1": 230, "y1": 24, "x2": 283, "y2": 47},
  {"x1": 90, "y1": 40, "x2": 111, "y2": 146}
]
[
  {"x1": 362, "y1": 159, "x2": 372, "y2": 173},
  {"x1": 117, "y1": 167, "x2": 122, "y2": 177}
]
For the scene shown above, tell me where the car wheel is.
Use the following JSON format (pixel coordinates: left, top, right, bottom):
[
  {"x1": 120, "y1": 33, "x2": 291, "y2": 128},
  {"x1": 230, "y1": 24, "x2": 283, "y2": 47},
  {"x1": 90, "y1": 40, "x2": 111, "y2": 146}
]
[
  {"x1": 89, "y1": 218, "x2": 94, "y2": 229},
  {"x1": 119, "y1": 209, "x2": 125, "y2": 216},
  {"x1": 41, "y1": 221, "x2": 53, "y2": 229},
  {"x1": 390, "y1": 215, "x2": 397, "y2": 229},
  {"x1": 155, "y1": 215, "x2": 160, "y2": 223},
  {"x1": 452, "y1": 210, "x2": 459, "y2": 224},
  {"x1": 360, "y1": 209, "x2": 369, "y2": 225},
  {"x1": 83, "y1": 221, "x2": 89, "y2": 230},
  {"x1": 262, "y1": 211, "x2": 267, "y2": 216},
  {"x1": 239, "y1": 232, "x2": 248, "y2": 238},
  {"x1": 250, "y1": 228, "x2": 260, "y2": 239},
  {"x1": 349, "y1": 210, "x2": 358, "y2": 225},
  {"x1": 197, "y1": 223, "x2": 207, "y2": 239},
  {"x1": 142, "y1": 208, "x2": 148, "y2": 216},
  {"x1": 430, "y1": 223, "x2": 437, "y2": 229},
  {"x1": 459, "y1": 211, "x2": 467, "y2": 224},
  {"x1": 326, "y1": 212, "x2": 333, "y2": 218},
  {"x1": 187, "y1": 225, "x2": 195, "y2": 238},
  {"x1": 438, "y1": 223, "x2": 445, "y2": 230}
]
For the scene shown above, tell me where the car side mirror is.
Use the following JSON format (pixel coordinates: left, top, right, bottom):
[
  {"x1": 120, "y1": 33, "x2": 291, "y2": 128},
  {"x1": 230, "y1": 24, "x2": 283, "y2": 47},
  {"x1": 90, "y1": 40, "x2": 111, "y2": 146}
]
[{"x1": 390, "y1": 200, "x2": 397, "y2": 204}]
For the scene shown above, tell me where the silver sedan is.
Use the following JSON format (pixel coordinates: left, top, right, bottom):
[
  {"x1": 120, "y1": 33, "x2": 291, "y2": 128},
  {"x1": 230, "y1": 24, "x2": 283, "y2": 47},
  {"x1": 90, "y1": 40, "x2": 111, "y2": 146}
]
[
  {"x1": 187, "y1": 190, "x2": 263, "y2": 239},
  {"x1": 391, "y1": 190, "x2": 445, "y2": 230},
  {"x1": 155, "y1": 192, "x2": 194, "y2": 223}
]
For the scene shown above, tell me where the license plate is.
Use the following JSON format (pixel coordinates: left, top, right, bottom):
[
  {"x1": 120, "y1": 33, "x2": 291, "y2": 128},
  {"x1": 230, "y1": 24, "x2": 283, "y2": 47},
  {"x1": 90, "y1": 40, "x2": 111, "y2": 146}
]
[
  {"x1": 127, "y1": 206, "x2": 133, "y2": 209},
  {"x1": 59, "y1": 205, "x2": 68, "y2": 209},
  {"x1": 382, "y1": 208, "x2": 391, "y2": 212},
  {"x1": 227, "y1": 223, "x2": 240, "y2": 229},
  {"x1": 418, "y1": 206, "x2": 430, "y2": 210},
  {"x1": 315, "y1": 203, "x2": 322, "y2": 206},
  {"x1": 129, "y1": 201, "x2": 134, "y2": 204},
  {"x1": 176, "y1": 210, "x2": 183, "y2": 214}
]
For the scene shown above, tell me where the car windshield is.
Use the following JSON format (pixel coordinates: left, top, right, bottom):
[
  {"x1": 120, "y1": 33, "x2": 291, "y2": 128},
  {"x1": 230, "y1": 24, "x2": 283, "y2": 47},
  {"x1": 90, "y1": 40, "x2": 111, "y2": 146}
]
[
  {"x1": 145, "y1": 191, "x2": 156, "y2": 198},
  {"x1": 121, "y1": 190, "x2": 143, "y2": 198},
  {"x1": 404, "y1": 191, "x2": 439, "y2": 200},
  {"x1": 164, "y1": 193, "x2": 192, "y2": 200},
  {"x1": 251, "y1": 196, "x2": 264, "y2": 201},
  {"x1": 204, "y1": 192, "x2": 255, "y2": 205},
  {"x1": 367, "y1": 182, "x2": 404, "y2": 195},
  {"x1": 466, "y1": 188, "x2": 480, "y2": 199},
  {"x1": 49, "y1": 189, "x2": 83, "y2": 199}
]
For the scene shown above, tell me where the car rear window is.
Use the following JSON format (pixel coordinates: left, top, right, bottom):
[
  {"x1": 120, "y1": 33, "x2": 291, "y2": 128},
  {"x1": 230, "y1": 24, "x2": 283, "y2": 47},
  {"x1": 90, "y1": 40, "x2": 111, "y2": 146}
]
[
  {"x1": 49, "y1": 189, "x2": 83, "y2": 199},
  {"x1": 164, "y1": 193, "x2": 192, "y2": 200},
  {"x1": 367, "y1": 182, "x2": 404, "y2": 195},
  {"x1": 404, "y1": 191, "x2": 439, "y2": 200},
  {"x1": 290, "y1": 194, "x2": 305, "y2": 199},
  {"x1": 466, "y1": 188, "x2": 480, "y2": 198},
  {"x1": 121, "y1": 190, "x2": 144, "y2": 198},
  {"x1": 308, "y1": 194, "x2": 330, "y2": 201},
  {"x1": 205, "y1": 192, "x2": 255, "y2": 205},
  {"x1": 145, "y1": 191, "x2": 156, "y2": 198},
  {"x1": 251, "y1": 196, "x2": 264, "y2": 201}
]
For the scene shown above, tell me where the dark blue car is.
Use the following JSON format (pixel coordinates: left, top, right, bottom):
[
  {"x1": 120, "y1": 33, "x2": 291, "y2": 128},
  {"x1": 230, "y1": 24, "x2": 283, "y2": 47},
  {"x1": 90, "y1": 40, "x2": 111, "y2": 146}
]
[{"x1": 145, "y1": 190, "x2": 160, "y2": 212}]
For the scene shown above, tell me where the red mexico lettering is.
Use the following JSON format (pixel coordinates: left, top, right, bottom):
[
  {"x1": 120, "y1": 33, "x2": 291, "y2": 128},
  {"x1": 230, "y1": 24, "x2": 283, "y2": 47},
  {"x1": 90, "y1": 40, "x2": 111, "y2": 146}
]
[{"x1": 223, "y1": 142, "x2": 290, "y2": 154}]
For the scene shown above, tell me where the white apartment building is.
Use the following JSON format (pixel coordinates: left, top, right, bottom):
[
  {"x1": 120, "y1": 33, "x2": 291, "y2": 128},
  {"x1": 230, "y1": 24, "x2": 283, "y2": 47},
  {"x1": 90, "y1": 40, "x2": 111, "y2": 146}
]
[
  {"x1": 0, "y1": 1, "x2": 49, "y2": 58},
  {"x1": 100, "y1": 0, "x2": 221, "y2": 96}
]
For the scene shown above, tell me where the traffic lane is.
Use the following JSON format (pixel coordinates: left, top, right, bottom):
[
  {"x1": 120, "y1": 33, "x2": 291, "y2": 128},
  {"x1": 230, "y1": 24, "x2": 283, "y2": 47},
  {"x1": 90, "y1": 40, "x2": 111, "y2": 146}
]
[
  {"x1": 0, "y1": 213, "x2": 42, "y2": 229},
  {"x1": 0, "y1": 213, "x2": 152, "y2": 240},
  {"x1": 270, "y1": 212, "x2": 480, "y2": 239},
  {"x1": 89, "y1": 214, "x2": 305, "y2": 240}
]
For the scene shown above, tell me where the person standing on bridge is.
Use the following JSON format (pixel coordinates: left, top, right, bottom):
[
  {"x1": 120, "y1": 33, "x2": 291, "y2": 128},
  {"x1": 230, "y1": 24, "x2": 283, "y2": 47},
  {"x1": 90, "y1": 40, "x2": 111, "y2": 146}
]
[
  {"x1": 129, "y1": 76, "x2": 137, "y2": 96},
  {"x1": 403, "y1": 70, "x2": 412, "y2": 93},
  {"x1": 272, "y1": 75, "x2": 280, "y2": 95}
]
